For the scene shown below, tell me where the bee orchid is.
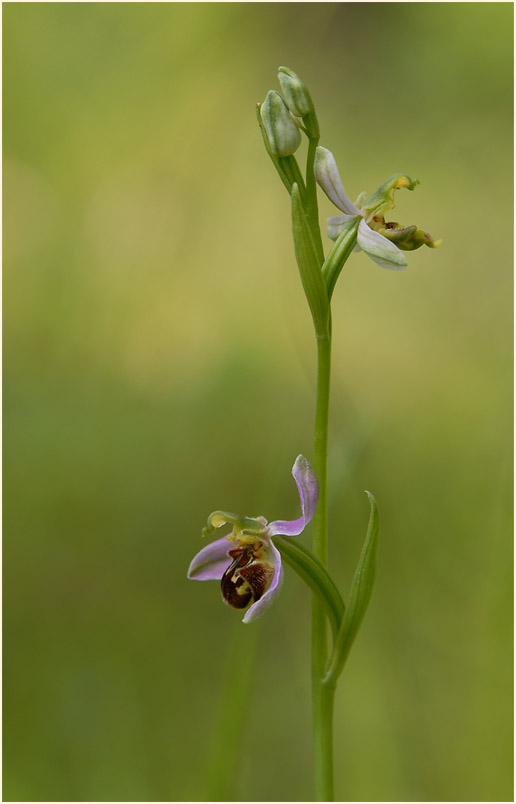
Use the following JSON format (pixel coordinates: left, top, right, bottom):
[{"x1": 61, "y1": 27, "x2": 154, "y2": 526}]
[
  {"x1": 187, "y1": 455, "x2": 319, "y2": 623},
  {"x1": 315, "y1": 146, "x2": 441, "y2": 270}
]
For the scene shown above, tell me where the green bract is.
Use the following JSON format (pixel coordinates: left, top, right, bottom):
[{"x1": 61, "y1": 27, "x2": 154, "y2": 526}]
[
  {"x1": 272, "y1": 535, "x2": 344, "y2": 641},
  {"x1": 290, "y1": 183, "x2": 329, "y2": 338},
  {"x1": 321, "y1": 218, "x2": 361, "y2": 299},
  {"x1": 324, "y1": 492, "x2": 379, "y2": 685}
]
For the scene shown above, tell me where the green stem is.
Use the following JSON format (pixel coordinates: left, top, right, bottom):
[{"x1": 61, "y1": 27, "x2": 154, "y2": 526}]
[
  {"x1": 312, "y1": 331, "x2": 334, "y2": 800},
  {"x1": 313, "y1": 334, "x2": 331, "y2": 565},
  {"x1": 306, "y1": 137, "x2": 324, "y2": 264}
]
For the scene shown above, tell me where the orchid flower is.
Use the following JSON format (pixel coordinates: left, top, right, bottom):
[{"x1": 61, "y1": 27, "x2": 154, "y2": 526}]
[
  {"x1": 188, "y1": 455, "x2": 319, "y2": 623},
  {"x1": 315, "y1": 146, "x2": 441, "y2": 270}
]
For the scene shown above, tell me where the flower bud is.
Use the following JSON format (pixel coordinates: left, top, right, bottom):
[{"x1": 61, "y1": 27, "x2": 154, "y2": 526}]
[
  {"x1": 260, "y1": 90, "x2": 301, "y2": 157},
  {"x1": 278, "y1": 66, "x2": 312, "y2": 117}
]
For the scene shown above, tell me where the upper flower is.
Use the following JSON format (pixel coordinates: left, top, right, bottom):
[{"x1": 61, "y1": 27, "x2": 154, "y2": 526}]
[
  {"x1": 187, "y1": 455, "x2": 319, "y2": 623},
  {"x1": 315, "y1": 146, "x2": 441, "y2": 270}
]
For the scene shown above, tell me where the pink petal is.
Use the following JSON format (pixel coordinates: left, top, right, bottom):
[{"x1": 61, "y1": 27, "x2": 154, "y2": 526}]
[
  {"x1": 268, "y1": 454, "x2": 319, "y2": 537},
  {"x1": 242, "y1": 542, "x2": 283, "y2": 623},
  {"x1": 187, "y1": 536, "x2": 231, "y2": 581}
]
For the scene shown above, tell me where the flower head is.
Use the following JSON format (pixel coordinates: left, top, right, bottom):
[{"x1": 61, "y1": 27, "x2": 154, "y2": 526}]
[
  {"x1": 315, "y1": 146, "x2": 441, "y2": 270},
  {"x1": 188, "y1": 455, "x2": 319, "y2": 623}
]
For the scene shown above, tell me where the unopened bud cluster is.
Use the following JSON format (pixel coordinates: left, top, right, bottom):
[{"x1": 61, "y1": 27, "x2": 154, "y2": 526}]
[{"x1": 259, "y1": 67, "x2": 317, "y2": 157}]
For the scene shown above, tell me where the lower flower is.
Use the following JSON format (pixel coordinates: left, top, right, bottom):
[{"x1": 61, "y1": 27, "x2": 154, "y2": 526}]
[{"x1": 187, "y1": 455, "x2": 319, "y2": 623}]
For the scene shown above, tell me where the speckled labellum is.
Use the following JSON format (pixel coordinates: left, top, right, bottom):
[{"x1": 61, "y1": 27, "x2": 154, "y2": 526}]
[{"x1": 221, "y1": 544, "x2": 275, "y2": 610}]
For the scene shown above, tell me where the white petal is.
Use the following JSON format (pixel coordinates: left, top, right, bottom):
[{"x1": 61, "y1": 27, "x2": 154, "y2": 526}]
[
  {"x1": 357, "y1": 218, "x2": 408, "y2": 271},
  {"x1": 314, "y1": 147, "x2": 361, "y2": 216},
  {"x1": 327, "y1": 213, "x2": 357, "y2": 241}
]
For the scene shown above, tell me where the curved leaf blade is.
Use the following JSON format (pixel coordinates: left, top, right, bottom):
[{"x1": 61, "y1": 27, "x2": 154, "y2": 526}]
[
  {"x1": 324, "y1": 491, "x2": 379, "y2": 684},
  {"x1": 322, "y1": 217, "x2": 360, "y2": 299},
  {"x1": 291, "y1": 183, "x2": 330, "y2": 339},
  {"x1": 272, "y1": 535, "x2": 344, "y2": 640}
]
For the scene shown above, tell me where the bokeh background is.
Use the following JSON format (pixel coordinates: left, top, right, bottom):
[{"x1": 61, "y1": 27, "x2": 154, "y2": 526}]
[{"x1": 3, "y1": 3, "x2": 513, "y2": 801}]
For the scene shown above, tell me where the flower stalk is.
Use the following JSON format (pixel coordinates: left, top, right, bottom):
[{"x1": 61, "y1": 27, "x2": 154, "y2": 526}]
[
  {"x1": 189, "y1": 63, "x2": 440, "y2": 803},
  {"x1": 312, "y1": 329, "x2": 334, "y2": 800}
]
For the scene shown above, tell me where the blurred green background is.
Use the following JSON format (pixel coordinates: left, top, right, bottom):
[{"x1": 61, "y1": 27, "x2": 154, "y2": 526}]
[{"x1": 3, "y1": 3, "x2": 513, "y2": 801}]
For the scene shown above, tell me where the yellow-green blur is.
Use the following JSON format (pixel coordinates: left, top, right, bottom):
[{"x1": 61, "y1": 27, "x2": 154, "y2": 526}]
[{"x1": 4, "y1": 3, "x2": 512, "y2": 801}]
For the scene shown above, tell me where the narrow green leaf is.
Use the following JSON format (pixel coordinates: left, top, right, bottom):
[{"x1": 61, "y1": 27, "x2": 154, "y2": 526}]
[
  {"x1": 322, "y1": 217, "x2": 360, "y2": 299},
  {"x1": 291, "y1": 183, "x2": 330, "y2": 338},
  {"x1": 324, "y1": 491, "x2": 379, "y2": 685},
  {"x1": 305, "y1": 137, "x2": 325, "y2": 265},
  {"x1": 272, "y1": 535, "x2": 344, "y2": 641}
]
